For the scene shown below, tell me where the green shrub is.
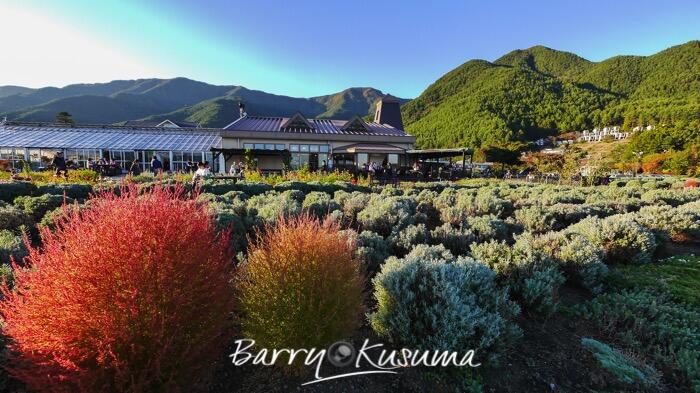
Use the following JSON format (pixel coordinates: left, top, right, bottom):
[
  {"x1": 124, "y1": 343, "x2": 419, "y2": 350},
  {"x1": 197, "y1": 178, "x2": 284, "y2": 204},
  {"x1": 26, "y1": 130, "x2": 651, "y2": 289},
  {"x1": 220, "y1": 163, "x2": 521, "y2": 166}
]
[
  {"x1": 302, "y1": 191, "x2": 340, "y2": 218},
  {"x1": 245, "y1": 190, "x2": 303, "y2": 225},
  {"x1": 13, "y1": 194, "x2": 74, "y2": 222},
  {"x1": 546, "y1": 203, "x2": 596, "y2": 228},
  {"x1": 334, "y1": 191, "x2": 371, "y2": 226},
  {"x1": 37, "y1": 183, "x2": 93, "y2": 200},
  {"x1": 369, "y1": 246, "x2": 521, "y2": 363},
  {"x1": 345, "y1": 230, "x2": 391, "y2": 274},
  {"x1": 430, "y1": 223, "x2": 475, "y2": 256},
  {"x1": 0, "y1": 229, "x2": 27, "y2": 265},
  {"x1": 534, "y1": 232, "x2": 608, "y2": 293},
  {"x1": 470, "y1": 235, "x2": 563, "y2": 315},
  {"x1": 465, "y1": 215, "x2": 509, "y2": 243},
  {"x1": 538, "y1": 188, "x2": 587, "y2": 205},
  {"x1": 515, "y1": 204, "x2": 557, "y2": 234},
  {"x1": 357, "y1": 195, "x2": 416, "y2": 237},
  {"x1": 635, "y1": 205, "x2": 700, "y2": 242},
  {"x1": 438, "y1": 188, "x2": 513, "y2": 224},
  {"x1": 521, "y1": 268, "x2": 566, "y2": 315},
  {"x1": 0, "y1": 205, "x2": 30, "y2": 231},
  {"x1": 567, "y1": 215, "x2": 657, "y2": 264},
  {"x1": 199, "y1": 180, "x2": 272, "y2": 196},
  {"x1": 403, "y1": 243, "x2": 454, "y2": 261},
  {"x1": 581, "y1": 338, "x2": 660, "y2": 388},
  {"x1": 38, "y1": 204, "x2": 86, "y2": 231},
  {"x1": 0, "y1": 262, "x2": 13, "y2": 289},
  {"x1": 641, "y1": 188, "x2": 700, "y2": 207},
  {"x1": 580, "y1": 290, "x2": 700, "y2": 392},
  {"x1": 0, "y1": 182, "x2": 37, "y2": 203},
  {"x1": 388, "y1": 223, "x2": 429, "y2": 255}
]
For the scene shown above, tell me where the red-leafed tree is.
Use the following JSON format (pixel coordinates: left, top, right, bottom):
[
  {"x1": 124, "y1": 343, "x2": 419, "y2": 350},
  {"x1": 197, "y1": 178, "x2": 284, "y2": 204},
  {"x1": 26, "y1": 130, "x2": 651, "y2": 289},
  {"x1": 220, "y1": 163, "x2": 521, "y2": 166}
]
[{"x1": 0, "y1": 184, "x2": 235, "y2": 393}]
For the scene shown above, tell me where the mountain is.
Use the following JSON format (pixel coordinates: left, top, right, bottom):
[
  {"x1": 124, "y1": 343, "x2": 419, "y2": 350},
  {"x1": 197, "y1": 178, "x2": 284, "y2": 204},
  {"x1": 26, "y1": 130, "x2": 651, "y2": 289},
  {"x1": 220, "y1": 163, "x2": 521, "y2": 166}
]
[
  {"x1": 402, "y1": 40, "x2": 700, "y2": 148},
  {"x1": 1, "y1": 79, "x2": 404, "y2": 126},
  {"x1": 0, "y1": 86, "x2": 33, "y2": 98}
]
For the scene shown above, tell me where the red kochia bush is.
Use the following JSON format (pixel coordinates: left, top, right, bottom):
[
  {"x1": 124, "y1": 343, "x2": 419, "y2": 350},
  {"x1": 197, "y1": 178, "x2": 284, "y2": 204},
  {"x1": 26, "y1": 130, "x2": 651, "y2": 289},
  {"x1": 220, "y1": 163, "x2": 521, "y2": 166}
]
[{"x1": 0, "y1": 184, "x2": 234, "y2": 393}]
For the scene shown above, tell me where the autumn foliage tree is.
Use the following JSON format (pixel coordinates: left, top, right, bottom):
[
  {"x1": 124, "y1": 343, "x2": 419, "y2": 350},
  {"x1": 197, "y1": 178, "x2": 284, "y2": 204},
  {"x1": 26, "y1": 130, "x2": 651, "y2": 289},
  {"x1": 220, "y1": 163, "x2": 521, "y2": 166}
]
[{"x1": 0, "y1": 185, "x2": 235, "y2": 393}]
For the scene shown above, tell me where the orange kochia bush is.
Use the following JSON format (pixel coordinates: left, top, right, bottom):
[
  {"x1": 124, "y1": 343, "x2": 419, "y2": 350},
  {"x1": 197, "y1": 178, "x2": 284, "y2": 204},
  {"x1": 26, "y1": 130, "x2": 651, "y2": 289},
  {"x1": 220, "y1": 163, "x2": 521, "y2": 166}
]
[{"x1": 0, "y1": 184, "x2": 235, "y2": 393}]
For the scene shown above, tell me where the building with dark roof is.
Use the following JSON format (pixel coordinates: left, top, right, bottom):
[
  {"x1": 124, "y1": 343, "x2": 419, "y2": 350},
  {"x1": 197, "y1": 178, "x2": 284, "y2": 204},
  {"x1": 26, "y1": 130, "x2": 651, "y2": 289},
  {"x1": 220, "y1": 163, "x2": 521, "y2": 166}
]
[
  {"x1": 0, "y1": 98, "x2": 414, "y2": 173},
  {"x1": 218, "y1": 99, "x2": 414, "y2": 171}
]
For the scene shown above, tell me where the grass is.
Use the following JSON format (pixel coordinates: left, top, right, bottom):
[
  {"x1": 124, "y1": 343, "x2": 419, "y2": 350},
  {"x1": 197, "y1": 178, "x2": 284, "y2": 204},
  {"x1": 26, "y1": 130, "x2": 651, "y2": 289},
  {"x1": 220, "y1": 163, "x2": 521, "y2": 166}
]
[{"x1": 608, "y1": 255, "x2": 700, "y2": 306}]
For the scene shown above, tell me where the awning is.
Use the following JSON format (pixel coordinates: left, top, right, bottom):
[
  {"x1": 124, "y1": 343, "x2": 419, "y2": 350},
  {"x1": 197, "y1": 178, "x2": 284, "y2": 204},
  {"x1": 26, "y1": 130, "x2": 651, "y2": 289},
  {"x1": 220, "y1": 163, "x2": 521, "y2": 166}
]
[
  {"x1": 407, "y1": 147, "x2": 473, "y2": 159},
  {"x1": 333, "y1": 143, "x2": 406, "y2": 154},
  {"x1": 210, "y1": 147, "x2": 289, "y2": 156}
]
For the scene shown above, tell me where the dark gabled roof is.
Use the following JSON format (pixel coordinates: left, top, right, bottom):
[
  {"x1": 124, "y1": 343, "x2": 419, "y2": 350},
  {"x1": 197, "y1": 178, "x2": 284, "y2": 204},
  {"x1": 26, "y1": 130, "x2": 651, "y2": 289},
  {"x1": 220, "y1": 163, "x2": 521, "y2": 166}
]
[
  {"x1": 156, "y1": 119, "x2": 199, "y2": 128},
  {"x1": 340, "y1": 116, "x2": 370, "y2": 132},
  {"x1": 279, "y1": 112, "x2": 315, "y2": 131},
  {"x1": 224, "y1": 115, "x2": 410, "y2": 137},
  {"x1": 123, "y1": 119, "x2": 199, "y2": 128}
]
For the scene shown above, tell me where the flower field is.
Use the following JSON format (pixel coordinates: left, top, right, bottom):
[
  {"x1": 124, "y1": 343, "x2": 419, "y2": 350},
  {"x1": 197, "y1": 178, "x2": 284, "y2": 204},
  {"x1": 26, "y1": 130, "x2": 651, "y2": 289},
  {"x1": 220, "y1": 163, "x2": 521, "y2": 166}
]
[{"x1": 0, "y1": 177, "x2": 699, "y2": 392}]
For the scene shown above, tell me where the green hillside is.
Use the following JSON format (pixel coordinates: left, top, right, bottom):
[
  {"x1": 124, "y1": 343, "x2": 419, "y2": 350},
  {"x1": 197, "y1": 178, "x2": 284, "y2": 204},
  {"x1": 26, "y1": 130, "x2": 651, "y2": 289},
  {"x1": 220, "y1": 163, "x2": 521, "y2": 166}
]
[{"x1": 403, "y1": 40, "x2": 700, "y2": 148}]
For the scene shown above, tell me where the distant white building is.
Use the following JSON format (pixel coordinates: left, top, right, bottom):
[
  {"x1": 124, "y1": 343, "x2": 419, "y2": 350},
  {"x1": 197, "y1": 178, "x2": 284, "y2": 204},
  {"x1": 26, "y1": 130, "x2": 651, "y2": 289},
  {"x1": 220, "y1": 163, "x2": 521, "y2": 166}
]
[
  {"x1": 578, "y1": 125, "x2": 631, "y2": 142},
  {"x1": 632, "y1": 125, "x2": 656, "y2": 132}
]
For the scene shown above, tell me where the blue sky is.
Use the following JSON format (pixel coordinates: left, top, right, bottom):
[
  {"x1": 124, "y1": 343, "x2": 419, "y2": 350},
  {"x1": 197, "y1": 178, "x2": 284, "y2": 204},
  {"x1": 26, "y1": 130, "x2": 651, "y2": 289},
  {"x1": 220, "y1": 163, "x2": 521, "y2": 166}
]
[{"x1": 1, "y1": 0, "x2": 699, "y2": 98}]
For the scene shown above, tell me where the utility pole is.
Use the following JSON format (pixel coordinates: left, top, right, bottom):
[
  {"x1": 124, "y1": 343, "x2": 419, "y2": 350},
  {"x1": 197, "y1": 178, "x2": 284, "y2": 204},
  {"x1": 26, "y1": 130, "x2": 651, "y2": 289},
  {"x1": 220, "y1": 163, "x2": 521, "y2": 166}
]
[{"x1": 632, "y1": 151, "x2": 643, "y2": 177}]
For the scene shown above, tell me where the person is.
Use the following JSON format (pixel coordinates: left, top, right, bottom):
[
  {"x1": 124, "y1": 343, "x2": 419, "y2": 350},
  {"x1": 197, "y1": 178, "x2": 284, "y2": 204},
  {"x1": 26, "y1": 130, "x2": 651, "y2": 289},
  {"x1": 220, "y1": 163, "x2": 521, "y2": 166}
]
[
  {"x1": 229, "y1": 162, "x2": 239, "y2": 182},
  {"x1": 192, "y1": 162, "x2": 212, "y2": 185},
  {"x1": 129, "y1": 159, "x2": 141, "y2": 176},
  {"x1": 51, "y1": 151, "x2": 68, "y2": 179},
  {"x1": 321, "y1": 160, "x2": 328, "y2": 173},
  {"x1": 186, "y1": 160, "x2": 194, "y2": 173},
  {"x1": 237, "y1": 162, "x2": 245, "y2": 181},
  {"x1": 86, "y1": 158, "x2": 95, "y2": 170},
  {"x1": 150, "y1": 155, "x2": 163, "y2": 174}
]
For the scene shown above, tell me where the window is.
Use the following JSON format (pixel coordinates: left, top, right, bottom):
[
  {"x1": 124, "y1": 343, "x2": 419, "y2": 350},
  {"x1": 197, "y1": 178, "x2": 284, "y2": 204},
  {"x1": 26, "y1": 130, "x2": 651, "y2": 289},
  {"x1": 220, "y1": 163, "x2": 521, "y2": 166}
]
[
  {"x1": 356, "y1": 153, "x2": 368, "y2": 167},
  {"x1": 0, "y1": 147, "x2": 22, "y2": 169},
  {"x1": 388, "y1": 154, "x2": 399, "y2": 165},
  {"x1": 243, "y1": 143, "x2": 254, "y2": 150},
  {"x1": 27, "y1": 149, "x2": 57, "y2": 170},
  {"x1": 309, "y1": 145, "x2": 319, "y2": 153},
  {"x1": 254, "y1": 143, "x2": 265, "y2": 150},
  {"x1": 300, "y1": 145, "x2": 309, "y2": 152},
  {"x1": 319, "y1": 145, "x2": 329, "y2": 153},
  {"x1": 275, "y1": 144, "x2": 286, "y2": 150},
  {"x1": 290, "y1": 144, "x2": 299, "y2": 152},
  {"x1": 265, "y1": 144, "x2": 274, "y2": 150},
  {"x1": 171, "y1": 151, "x2": 205, "y2": 172}
]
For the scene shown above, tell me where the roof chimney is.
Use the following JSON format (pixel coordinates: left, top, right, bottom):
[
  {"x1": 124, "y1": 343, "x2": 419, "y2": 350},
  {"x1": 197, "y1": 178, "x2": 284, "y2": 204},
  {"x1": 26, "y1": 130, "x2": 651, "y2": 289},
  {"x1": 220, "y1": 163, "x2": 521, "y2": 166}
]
[{"x1": 374, "y1": 95, "x2": 403, "y2": 130}]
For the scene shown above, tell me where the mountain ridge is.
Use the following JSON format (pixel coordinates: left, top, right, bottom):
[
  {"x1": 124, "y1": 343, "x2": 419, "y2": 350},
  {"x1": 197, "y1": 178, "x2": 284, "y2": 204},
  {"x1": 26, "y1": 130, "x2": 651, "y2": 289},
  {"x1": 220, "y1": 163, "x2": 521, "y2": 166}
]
[{"x1": 0, "y1": 79, "x2": 406, "y2": 126}]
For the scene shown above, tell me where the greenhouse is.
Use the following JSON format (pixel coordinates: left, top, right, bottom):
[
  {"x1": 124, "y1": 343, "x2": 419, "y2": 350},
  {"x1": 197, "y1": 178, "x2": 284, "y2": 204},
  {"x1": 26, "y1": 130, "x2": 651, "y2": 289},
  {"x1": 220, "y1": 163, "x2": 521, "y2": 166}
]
[{"x1": 0, "y1": 123, "x2": 222, "y2": 171}]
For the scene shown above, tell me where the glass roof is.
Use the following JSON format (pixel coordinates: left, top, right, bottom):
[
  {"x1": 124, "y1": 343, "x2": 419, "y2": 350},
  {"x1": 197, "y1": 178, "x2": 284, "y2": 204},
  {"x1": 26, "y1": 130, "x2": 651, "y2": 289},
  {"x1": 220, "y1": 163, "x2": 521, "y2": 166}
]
[{"x1": 0, "y1": 125, "x2": 222, "y2": 151}]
